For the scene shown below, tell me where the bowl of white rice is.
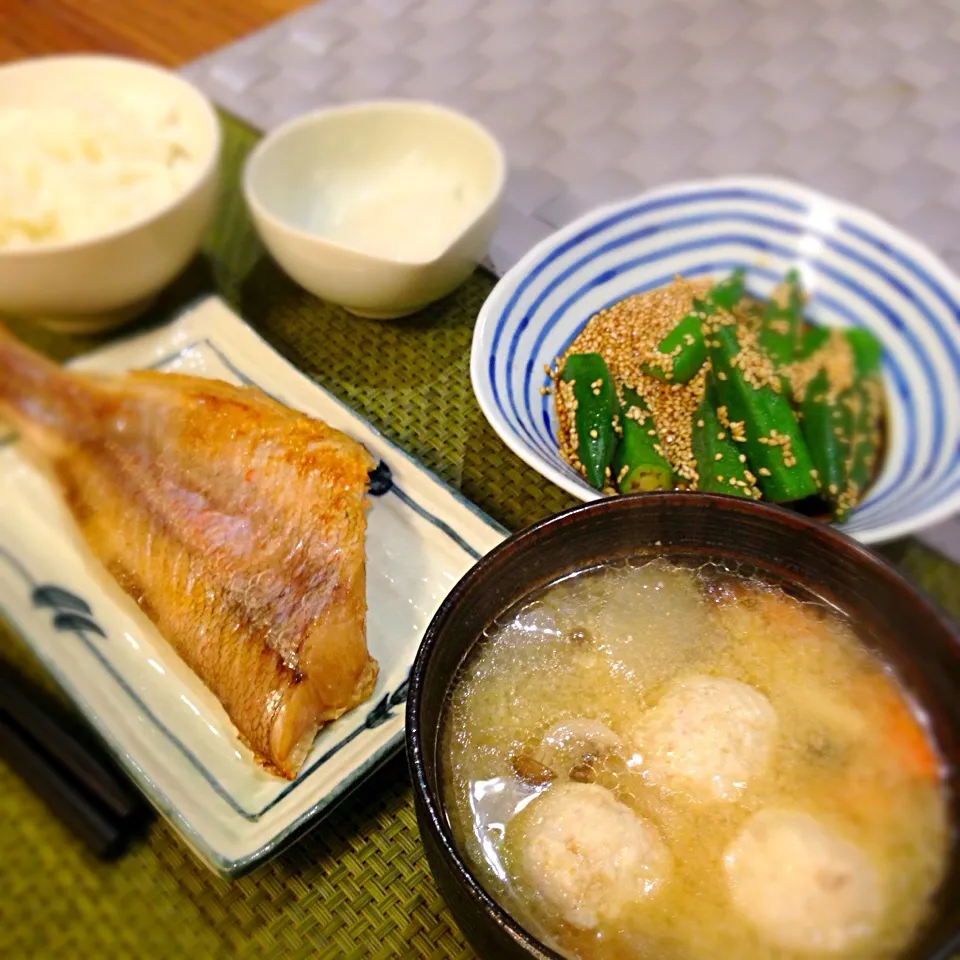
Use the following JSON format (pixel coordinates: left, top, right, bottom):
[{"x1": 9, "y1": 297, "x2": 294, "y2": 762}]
[{"x1": 0, "y1": 55, "x2": 221, "y2": 333}]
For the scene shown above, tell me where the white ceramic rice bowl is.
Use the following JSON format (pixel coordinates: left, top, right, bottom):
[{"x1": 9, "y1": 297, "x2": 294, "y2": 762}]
[{"x1": 0, "y1": 55, "x2": 221, "y2": 333}]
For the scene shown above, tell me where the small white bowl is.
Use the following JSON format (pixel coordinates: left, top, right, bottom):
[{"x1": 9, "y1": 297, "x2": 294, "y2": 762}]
[
  {"x1": 0, "y1": 55, "x2": 221, "y2": 334},
  {"x1": 242, "y1": 100, "x2": 505, "y2": 319}
]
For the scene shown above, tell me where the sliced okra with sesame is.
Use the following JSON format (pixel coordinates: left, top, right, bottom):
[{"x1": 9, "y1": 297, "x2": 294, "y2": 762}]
[
  {"x1": 796, "y1": 325, "x2": 831, "y2": 359},
  {"x1": 800, "y1": 368, "x2": 853, "y2": 520},
  {"x1": 641, "y1": 313, "x2": 707, "y2": 384},
  {"x1": 707, "y1": 324, "x2": 819, "y2": 503},
  {"x1": 707, "y1": 269, "x2": 749, "y2": 312},
  {"x1": 846, "y1": 376, "x2": 883, "y2": 504},
  {"x1": 842, "y1": 330, "x2": 885, "y2": 511},
  {"x1": 691, "y1": 384, "x2": 759, "y2": 498},
  {"x1": 781, "y1": 325, "x2": 831, "y2": 406},
  {"x1": 642, "y1": 270, "x2": 746, "y2": 384},
  {"x1": 613, "y1": 387, "x2": 673, "y2": 493},
  {"x1": 845, "y1": 327, "x2": 884, "y2": 378},
  {"x1": 759, "y1": 269, "x2": 806, "y2": 365},
  {"x1": 790, "y1": 327, "x2": 883, "y2": 519},
  {"x1": 560, "y1": 353, "x2": 618, "y2": 491}
]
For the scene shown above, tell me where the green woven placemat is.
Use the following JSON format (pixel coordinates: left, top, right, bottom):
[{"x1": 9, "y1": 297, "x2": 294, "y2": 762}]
[{"x1": 0, "y1": 113, "x2": 957, "y2": 960}]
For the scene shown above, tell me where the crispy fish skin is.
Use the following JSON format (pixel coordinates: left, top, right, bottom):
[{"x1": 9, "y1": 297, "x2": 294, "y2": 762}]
[{"x1": 0, "y1": 328, "x2": 378, "y2": 778}]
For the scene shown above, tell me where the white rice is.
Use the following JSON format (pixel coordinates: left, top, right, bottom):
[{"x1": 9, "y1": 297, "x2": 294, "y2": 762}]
[{"x1": 0, "y1": 93, "x2": 200, "y2": 249}]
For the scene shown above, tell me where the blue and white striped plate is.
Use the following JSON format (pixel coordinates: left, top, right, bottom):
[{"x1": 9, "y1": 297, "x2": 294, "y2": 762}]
[{"x1": 472, "y1": 176, "x2": 960, "y2": 544}]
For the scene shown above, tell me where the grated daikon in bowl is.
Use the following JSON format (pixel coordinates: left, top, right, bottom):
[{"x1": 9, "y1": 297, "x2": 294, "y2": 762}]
[{"x1": 0, "y1": 93, "x2": 201, "y2": 249}]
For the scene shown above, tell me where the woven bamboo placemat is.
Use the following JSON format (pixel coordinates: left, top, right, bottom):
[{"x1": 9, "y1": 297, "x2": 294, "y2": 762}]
[{"x1": 0, "y1": 113, "x2": 957, "y2": 960}]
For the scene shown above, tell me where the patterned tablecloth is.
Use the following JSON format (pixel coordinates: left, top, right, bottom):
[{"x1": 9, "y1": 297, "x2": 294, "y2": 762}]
[
  {"x1": 0, "y1": 114, "x2": 957, "y2": 960},
  {"x1": 181, "y1": 0, "x2": 960, "y2": 276},
  {"x1": 181, "y1": 0, "x2": 960, "y2": 559}
]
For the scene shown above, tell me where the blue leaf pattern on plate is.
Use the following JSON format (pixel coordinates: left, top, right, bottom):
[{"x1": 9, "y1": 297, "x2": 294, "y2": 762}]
[
  {"x1": 51, "y1": 612, "x2": 107, "y2": 638},
  {"x1": 32, "y1": 584, "x2": 93, "y2": 615},
  {"x1": 364, "y1": 672, "x2": 410, "y2": 729},
  {"x1": 367, "y1": 460, "x2": 394, "y2": 497},
  {"x1": 27, "y1": 583, "x2": 107, "y2": 639},
  {"x1": 389, "y1": 676, "x2": 409, "y2": 707}
]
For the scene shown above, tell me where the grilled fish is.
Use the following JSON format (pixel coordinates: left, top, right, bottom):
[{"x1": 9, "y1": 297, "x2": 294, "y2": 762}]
[{"x1": 0, "y1": 326, "x2": 378, "y2": 778}]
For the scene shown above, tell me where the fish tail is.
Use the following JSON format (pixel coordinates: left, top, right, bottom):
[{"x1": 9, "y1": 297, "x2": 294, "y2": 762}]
[{"x1": 0, "y1": 323, "x2": 95, "y2": 437}]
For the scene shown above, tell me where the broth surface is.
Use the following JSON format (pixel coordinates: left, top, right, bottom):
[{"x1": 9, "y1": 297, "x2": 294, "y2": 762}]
[{"x1": 442, "y1": 560, "x2": 948, "y2": 960}]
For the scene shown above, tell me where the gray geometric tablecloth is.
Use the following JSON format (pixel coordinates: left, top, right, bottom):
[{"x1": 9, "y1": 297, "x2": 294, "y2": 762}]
[{"x1": 181, "y1": 0, "x2": 960, "y2": 560}]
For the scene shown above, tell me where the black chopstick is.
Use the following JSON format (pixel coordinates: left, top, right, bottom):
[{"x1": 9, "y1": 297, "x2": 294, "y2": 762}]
[{"x1": 0, "y1": 659, "x2": 151, "y2": 858}]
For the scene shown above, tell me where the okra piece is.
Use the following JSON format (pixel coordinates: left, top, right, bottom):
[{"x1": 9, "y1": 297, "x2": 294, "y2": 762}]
[
  {"x1": 707, "y1": 324, "x2": 819, "y2": 502},
  {"x1": 692, "y1": 385, "x2": 758, "y2": 498},
  {"x1": 847, "y1": 379, "x2": 883, "y2": 499},
  {"x1": 797, "y1": 328, "x2": 884, "y2": 520},
  {"x1": 644, "y1": 314, "x2": 706, "y2": 384},
  {"x1": 561, "y1": 353, "x2": 617, "y2": 490},
  {"x1": 707, "y1": 269, "x2": 749, "y2": 312},
  {"x1": 759, "y1": 269, "x2": 805, "y2": 364},
  {"x1": 800, "y1": 368, "x2": 853, "y2": 519},
  {"x1": 845, "y1": 328, "x2": 885, "y2": 504},
  {"x1": 845, "y1": 328, "x2": 883, "y2": 378},
  {"x1": 797, "y1": 325, "x2": 830, "y2": 359},
  {"x1": 642, "y1": 270, "x2": 746, "y2": 384},
  {"x1": 780, "y1": 325, "x2": 831, "y2": 407},
  {"x1": 614, "y1": 387, "x2": 673, "y2": 493}
]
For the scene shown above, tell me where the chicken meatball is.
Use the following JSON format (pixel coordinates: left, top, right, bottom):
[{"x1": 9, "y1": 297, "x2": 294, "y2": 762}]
[
  {"x1": 634, "y1": 674, "x2": 777, "y2": 802},
  {"x1": 511, "y1": 782, "x2": 672, "y2": 929},
  {"x1": 724, "y1": 809, "x2": 882, "y2": 953}
]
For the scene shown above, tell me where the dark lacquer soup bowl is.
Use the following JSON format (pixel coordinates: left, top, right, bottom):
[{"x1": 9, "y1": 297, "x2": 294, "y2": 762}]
[{"x1": 406, "y1": 493, "x2": 960, "y2": 960}]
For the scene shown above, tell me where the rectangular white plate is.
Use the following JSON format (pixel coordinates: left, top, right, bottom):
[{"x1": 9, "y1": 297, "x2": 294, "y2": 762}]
[{"x1": 0, "y1": 296, "x2": 506, "y2": 876}]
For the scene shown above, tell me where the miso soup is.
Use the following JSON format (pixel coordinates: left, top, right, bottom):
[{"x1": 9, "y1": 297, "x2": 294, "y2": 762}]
[{"x1": 442, "y1": 560, "x2": 949, "y2": 960}]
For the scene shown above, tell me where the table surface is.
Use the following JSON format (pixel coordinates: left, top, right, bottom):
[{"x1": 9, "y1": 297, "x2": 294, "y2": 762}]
[
  {"x1": 0, "y1": 0, "x2": 308, "y2": 65},
  {"x1": 1, "y1": 109, "x2": 957, "y2": 960}
]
